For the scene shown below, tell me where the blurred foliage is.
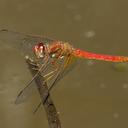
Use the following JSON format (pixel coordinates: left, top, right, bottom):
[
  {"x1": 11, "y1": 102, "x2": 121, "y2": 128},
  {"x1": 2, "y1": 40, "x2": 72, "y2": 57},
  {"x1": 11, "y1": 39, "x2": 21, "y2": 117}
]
[{"x1": 112, "y1": 63, "x2": 128, "y2": 72}]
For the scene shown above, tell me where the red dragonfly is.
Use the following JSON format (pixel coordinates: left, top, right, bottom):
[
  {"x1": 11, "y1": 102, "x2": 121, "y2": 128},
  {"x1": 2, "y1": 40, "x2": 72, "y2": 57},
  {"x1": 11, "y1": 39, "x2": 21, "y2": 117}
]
[{"x1": 1, "y1": 29, "x2": 128, "y2": 105}]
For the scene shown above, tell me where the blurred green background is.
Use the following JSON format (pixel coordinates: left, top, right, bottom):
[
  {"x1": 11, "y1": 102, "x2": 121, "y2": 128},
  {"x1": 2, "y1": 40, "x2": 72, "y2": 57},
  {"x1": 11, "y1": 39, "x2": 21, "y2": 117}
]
[{"x1": 1, "y1": 0, "x2": 128, "y2": 128}]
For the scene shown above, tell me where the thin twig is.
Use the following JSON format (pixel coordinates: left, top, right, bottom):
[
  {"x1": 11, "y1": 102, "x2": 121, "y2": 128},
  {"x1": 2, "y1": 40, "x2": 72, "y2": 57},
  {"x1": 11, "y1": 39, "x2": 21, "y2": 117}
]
[{"x1": 26, "y1": 57, "x2": 61, "y2": 128}]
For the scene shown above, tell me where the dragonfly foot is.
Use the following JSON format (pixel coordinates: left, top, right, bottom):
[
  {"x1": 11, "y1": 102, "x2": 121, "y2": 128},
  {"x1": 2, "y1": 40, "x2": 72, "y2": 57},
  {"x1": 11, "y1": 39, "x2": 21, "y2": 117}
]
[{"x1": 31, "y1": 67, "x2": 39, "y2": 71}]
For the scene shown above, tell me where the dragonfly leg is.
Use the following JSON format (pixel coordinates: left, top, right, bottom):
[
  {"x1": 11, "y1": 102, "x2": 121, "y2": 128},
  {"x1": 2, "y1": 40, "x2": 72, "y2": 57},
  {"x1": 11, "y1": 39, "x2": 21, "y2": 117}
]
[
  {"x1": 43, "y1": 68, "x2": 58, "y2": 78},
  {"x1": 43, "y1": 72, "x2": 57, "y2": 84},
  {"x1": 31, "y1": 67, "x2": 39, "y2": 71},
  {"x1": 25, "y1": 56, "x2": 41, "y2": 67},
  {"x1": 15, "y1": 56, "x2": 50, "y2": 104},
  {"x1": 27, "y1": 60, "x2": 39, "y2": 71},
  {"x1": 48, "y1": 54, "x2": 73, "y2": 91}
]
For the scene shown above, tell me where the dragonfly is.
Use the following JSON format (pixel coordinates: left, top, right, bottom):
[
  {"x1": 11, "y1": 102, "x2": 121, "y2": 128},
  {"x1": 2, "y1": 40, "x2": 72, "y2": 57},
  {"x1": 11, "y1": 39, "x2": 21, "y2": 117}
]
[{"x1": 1, "y1": 29, "x2": 128, "y2": 107}]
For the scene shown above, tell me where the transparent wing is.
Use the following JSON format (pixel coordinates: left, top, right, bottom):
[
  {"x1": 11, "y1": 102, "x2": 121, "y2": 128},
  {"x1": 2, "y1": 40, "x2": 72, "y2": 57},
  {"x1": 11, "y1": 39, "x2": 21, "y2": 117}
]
[
  {"x1": 48, "y1": 55, "x2": 76, "y2": 91},
  {"x1": 15, "y1": 54, "x2": 76, "y2": 105},
  {"x1": 15, "y1": 82, "x2": 38, "y2": 104},
  {"x1": 0, "y1": 29, "x2": 54, "y2": 57},
  {"x1": 2, "y1": 29, "x2": 76, "y2": 105},
  {"x1": 33, "y1": 55, "x2": 76, "y2": 113},
  {"x1": 15, "y1": 56, "x2": 52, "y2": 104},
  {"x1": 0, "y1": 29, "x2": 55, "y2": 104}
]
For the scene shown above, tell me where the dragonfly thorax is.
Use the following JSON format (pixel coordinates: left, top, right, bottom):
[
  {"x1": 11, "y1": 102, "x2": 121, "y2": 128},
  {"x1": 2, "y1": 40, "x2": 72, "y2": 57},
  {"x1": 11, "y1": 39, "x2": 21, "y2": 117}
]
[{"x1": 49, "y1": 41, "x2": 74, "y2": 59}]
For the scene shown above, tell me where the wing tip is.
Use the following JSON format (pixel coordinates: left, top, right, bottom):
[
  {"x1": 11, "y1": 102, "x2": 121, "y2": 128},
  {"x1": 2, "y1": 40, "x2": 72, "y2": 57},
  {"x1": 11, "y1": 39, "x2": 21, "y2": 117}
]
[{"x1": 0, "y1": 29, "x2": 9, "y2": 32}]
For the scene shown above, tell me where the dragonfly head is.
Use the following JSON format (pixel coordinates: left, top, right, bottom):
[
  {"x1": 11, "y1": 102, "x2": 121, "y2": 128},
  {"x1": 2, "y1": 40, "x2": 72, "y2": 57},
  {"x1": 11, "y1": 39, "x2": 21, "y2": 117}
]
[{"x1": 33, "y1": 43, "x2": 45, "y2": 58}]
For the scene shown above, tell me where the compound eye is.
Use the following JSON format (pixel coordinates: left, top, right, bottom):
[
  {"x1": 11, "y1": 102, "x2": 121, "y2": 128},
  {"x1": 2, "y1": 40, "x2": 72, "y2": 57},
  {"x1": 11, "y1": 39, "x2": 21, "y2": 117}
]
[
  {"x1": 33, "y1": 42, "x2": 45, "y2": 58},
  {"x1": 34, "y1": 43, "x2": 44, "y2": 53},
  {"x1": 38, "y1": 43, "x2": 45, "y2": 51}
]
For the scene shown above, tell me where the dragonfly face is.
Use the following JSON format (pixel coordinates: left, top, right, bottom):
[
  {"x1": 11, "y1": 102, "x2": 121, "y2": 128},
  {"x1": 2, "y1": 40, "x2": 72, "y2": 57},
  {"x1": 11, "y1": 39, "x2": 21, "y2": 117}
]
[
  {"x1": 33, "y1": 43, "x2": 46, "y2": 58},
  {"x1": 33, "y1": 42, "x2": 64, "y2": 61}
]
